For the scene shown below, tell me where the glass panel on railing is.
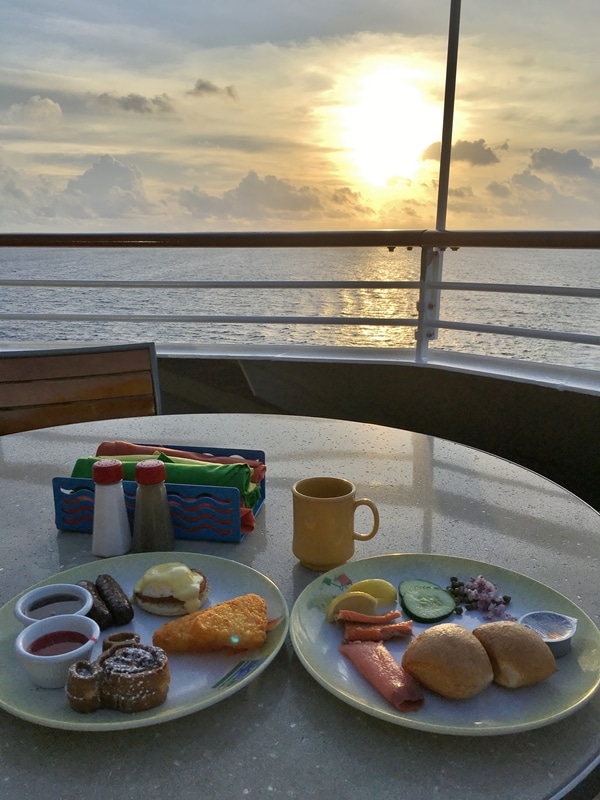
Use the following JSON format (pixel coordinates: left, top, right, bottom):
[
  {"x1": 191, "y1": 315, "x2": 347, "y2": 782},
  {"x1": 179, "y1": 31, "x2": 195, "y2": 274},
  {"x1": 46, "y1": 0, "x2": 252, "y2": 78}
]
[
  {"x1": 1, "y1": 4, "x2": 598, "y2": 374},
  {"x1": 0, "y1": 246, "x2": 423, "y2": 349},
  {"x1": 433, "y1": 248, "x2": 600, "y2": 369},
  {"x1": 0, "y1": 5, "x2": 450, "y2": 233},
  {"x1": 2, "y1": 4, "x2": 598, "y2": 234},
  {"x1": 448, "y1": 3, "x2": 600, "y2": 231}
]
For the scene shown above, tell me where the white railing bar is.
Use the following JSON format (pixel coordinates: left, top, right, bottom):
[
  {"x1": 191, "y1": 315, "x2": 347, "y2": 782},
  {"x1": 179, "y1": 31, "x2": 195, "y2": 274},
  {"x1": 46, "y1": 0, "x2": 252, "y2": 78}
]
[
  {"x1": 1, "y1": 278, "x2": 597, "y2": 300},
  {"x1": 429, "y1": 282, "x2": 600, "y2": 299},
  {"x1": 0, "y1": 279, "x2": 422, "y2": 290},
  {"x1": 0, "y1": 313, "x2": 418, "y2": 327},
  {"x1": 436, "y1": 320, "x2": 600, "y2": 346},
  {"x1": 0, "y1": 311, "x2": 597, "y2": 347}
]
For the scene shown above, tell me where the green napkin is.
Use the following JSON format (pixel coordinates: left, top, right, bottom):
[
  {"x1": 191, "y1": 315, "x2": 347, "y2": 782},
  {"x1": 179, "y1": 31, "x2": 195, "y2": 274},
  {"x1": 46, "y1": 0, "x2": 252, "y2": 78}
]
[{"x1": 71, "y1": 453, "x2": 261, "y2": 509}]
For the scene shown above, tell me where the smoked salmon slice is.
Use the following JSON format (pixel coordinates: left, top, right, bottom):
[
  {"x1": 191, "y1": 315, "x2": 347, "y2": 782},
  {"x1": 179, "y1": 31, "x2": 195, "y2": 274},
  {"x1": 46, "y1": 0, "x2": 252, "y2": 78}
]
[
  {"x1": 334, "y1": 609, "x2": 402, "y2": 624},
  {"x1": 339, "y1": 640, "x2": 424, "y2": 712},
  {"x1": 343, "y1": 620, "x2": 413, "y2": 642}
]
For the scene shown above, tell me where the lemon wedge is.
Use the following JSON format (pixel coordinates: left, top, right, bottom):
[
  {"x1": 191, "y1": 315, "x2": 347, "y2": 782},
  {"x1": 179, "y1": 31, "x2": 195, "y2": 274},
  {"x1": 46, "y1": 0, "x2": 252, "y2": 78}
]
[
  {"x1": 346, "y1": 579, "x2": 397, "y2": 608},
  {"x1": 326, "y1": 591, "x2": 378, "y2": 623}
]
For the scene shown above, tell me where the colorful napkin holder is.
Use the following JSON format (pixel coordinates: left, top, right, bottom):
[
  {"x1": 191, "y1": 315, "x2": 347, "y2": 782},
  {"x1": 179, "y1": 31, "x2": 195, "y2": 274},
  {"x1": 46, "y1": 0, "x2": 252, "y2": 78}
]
[{"x1": 52, "y1": 444, "x2": 266, "y2": 543}]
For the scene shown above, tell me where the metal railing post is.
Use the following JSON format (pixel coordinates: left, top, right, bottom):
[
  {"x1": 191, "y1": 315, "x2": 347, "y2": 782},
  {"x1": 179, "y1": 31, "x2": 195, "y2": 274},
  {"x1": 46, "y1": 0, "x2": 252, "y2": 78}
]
[
  {"x1": 436, "y1": 0, "x2": 461, "y2": 232},
  {"x1": 415, "y1": 246, "x2": 443, "y2": 362}
]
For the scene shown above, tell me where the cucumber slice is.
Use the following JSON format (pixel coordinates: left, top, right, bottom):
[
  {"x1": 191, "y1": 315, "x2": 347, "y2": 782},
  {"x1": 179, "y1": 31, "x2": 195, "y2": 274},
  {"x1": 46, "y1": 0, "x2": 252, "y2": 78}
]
[{"x1": 398, "y1": 578, "x2": 456, "y2": 622}]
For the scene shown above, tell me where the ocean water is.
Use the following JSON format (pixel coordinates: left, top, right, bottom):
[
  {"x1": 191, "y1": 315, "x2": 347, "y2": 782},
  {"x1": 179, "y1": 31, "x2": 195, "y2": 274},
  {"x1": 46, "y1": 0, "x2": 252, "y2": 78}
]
[{"x1": 0, "y1": 246, "x2": 598, "y2": 370}]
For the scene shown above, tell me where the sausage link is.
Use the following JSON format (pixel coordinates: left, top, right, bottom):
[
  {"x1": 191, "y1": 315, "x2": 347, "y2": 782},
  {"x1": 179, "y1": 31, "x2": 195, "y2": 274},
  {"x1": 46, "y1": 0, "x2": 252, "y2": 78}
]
[
  {"x1": 95, "y1": 574, "x2": 134, "y2": 626},
  {"x1": 77, "y1": 579, "x2": 113, "y2": 630}
]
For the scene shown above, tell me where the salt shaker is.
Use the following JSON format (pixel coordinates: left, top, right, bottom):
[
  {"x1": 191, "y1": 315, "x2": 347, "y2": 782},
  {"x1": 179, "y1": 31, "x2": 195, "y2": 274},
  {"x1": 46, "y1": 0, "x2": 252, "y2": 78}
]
[
  {"x1": 131, "y1": 459, "x2": 176, "y2": 552},
  {"x1": 92, "y1": 459, "x2": 132, "y2": 557}
]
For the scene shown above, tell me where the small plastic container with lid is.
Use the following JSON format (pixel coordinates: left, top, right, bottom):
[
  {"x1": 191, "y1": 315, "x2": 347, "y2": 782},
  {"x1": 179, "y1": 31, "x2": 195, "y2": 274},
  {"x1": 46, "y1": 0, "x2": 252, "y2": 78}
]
[
  {"x1": 92, "y1": 459, "x2": 132, "y2": 557},
  {"x1": 131, "y1": 459, "x2": 176, "y2": 553},
  {"x1": 519, "y1": 610, "x2": 577, "y2": 657}
]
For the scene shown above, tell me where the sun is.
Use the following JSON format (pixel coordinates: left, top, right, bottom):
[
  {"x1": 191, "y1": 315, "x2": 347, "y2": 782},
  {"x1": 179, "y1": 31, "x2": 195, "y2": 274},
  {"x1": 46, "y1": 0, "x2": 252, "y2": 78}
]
[{"x1": 338, "y1": 66, "x2": 441, "y2": 187}]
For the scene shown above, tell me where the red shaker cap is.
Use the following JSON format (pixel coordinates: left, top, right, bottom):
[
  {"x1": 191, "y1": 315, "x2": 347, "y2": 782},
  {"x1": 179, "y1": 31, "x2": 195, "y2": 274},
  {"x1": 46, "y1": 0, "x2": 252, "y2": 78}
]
[
  {"x1": 135, "y1": 459, "x2": 167, "y2": 485},
  {"x1": 92, "y1": 458, "x2": 124, "y2": 484}
]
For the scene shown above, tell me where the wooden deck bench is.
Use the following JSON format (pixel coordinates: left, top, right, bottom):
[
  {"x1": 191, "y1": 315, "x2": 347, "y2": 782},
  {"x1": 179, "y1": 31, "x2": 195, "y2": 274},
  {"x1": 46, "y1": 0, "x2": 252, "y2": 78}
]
[{"x1": 0, "y1": 342, "x2": 161, "y2": 435}]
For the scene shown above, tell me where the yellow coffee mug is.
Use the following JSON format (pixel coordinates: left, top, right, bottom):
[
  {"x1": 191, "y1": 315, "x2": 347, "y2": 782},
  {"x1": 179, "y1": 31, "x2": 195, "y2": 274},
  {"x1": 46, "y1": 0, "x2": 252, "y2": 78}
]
[{"x1": 292, "y1": 476, "x2": 379, "y2": 571}]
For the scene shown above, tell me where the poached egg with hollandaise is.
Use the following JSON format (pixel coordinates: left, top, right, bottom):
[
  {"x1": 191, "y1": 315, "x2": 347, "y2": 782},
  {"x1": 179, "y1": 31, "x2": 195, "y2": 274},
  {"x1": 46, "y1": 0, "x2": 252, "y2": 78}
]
[{"x1": 133, "y1": 562, "x2": 209, "y2": 616}]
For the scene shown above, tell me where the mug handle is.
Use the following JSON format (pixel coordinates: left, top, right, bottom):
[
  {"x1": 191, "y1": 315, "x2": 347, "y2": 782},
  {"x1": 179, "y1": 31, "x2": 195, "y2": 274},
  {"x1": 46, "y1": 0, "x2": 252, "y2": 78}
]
[{"x1": 352, "y1": 498, "x2": 379, "y2": 541}]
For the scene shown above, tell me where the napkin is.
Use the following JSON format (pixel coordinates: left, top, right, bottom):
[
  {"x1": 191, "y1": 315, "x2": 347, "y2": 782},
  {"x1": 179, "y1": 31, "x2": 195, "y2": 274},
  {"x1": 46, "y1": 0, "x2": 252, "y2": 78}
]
[
  {"x1": 95, "y1": 440, "x2": 266, "y2": 484},
  {"x1": 71, "y1": 454, "x2": 261, "y2": 510}
]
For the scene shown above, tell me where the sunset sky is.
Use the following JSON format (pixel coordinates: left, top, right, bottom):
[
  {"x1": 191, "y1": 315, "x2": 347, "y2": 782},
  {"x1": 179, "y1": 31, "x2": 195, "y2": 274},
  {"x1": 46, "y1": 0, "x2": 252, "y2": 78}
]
[{"x1": 1, "y1": 1, "x2": 599, "y2": 232}]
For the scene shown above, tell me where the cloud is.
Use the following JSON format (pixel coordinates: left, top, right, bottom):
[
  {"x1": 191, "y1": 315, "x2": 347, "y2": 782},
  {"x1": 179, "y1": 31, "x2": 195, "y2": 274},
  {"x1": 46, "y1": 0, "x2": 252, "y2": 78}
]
[
  {"x1": 187, "y1": 80, "x2": 239, "y2": 101},
  {"x1": 231, "y1": 171, "x2": 320, "y2": 213},
  {"x1": 62, "y1": 155, "x2": 154, "y2": 218},
  {"x1": 331, "y1": 188, "x2": 356, "y2": 206},
  {"x1": 178, "y1": 170, "x2": 321, "y2": 220},
  {"x1": 449, "y1": 185, "x2": 474, "y2": 198},
  {"x1": 330, "y1": 186, "x2": 373, "y2": 214},
  {"x1": 0, "y1": 153, "x2": 374, "y2": 230},
  {"x1": 0, "y1": 96, "x2": 63, "y2": 126},
  {"x1": 176, "y1": 171, "x2": 380, "y2": 224},
  {"x1": 0, "y1": 153, "x2": 164, "y2": 229},
  {"x1": 529, "y1": 147, "x2": 600, "y2": 180},
  {"x1": 512, "y1": 170, "x2": 551, "y2": 192},
  {"x1": 96, "y1": 93, "x2": 174, "y2": 114},
  {"x1": 0, "y1": 163, "x2": 29, "y2": 203},
  {"x1": 486, "y1": 180, "x2": 511, "y2": 198},
  {"x1": 451, "y1": 139, "x2": 499, "y2": 166},
  {"x1": 88, "y1": 1, "x2": 451, "y2": 50},
  {"x1": 420, "y1": 142, "x2": 441, "y2": 161},
  {"x1": 420, "y1": 139, "x2": 499, "y2": 165}
]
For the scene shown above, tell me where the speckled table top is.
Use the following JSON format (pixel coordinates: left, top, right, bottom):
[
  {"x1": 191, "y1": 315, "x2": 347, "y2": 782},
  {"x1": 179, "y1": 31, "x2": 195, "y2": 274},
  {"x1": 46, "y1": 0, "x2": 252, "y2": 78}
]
[{"x1": 0, "y1": 413, "x2": 599, "y2": 800}]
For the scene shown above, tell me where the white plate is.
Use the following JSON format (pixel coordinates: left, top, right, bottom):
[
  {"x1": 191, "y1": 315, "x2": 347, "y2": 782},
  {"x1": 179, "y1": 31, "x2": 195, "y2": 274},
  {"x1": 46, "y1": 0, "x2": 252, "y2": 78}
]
[
  {"x1": 290, "y1": 553, "x2": 600, "y2": 736},
  {"x1": 0, "y1": 553, "x2": 288, "y2": 731}
]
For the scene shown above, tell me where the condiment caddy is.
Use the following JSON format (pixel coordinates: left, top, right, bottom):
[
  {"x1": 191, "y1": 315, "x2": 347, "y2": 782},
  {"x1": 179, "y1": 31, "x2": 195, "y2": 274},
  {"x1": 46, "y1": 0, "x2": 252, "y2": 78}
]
[{"x1": 52, "y1": 443, "x2": 266, "y2": 543}]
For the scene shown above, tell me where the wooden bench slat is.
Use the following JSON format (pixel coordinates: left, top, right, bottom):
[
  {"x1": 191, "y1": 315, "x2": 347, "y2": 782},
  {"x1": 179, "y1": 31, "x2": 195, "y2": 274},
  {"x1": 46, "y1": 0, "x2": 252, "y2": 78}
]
[
  {"x1": 0, "y1": 396, "x2": 158, "y2": 435},
  {"x1": 2, "y1": 373, "x2": 155, "y2": 408},
  {"x1": 0, "y1": 348, "x2": 153, "y2": 382}
]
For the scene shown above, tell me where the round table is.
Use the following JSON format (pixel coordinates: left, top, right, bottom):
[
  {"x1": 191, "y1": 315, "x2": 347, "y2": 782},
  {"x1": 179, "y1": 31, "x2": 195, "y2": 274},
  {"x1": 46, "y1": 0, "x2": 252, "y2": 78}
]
[{"x1": 0, "y1": 414, "x2": 599, "y2": 800}]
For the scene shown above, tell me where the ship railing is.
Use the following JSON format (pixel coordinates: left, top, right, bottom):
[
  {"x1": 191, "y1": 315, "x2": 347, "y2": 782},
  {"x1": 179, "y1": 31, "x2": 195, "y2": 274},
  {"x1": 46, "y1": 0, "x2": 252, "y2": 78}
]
[{"x1": 0, "y1": 230, "x2": 598, "y2": 390}]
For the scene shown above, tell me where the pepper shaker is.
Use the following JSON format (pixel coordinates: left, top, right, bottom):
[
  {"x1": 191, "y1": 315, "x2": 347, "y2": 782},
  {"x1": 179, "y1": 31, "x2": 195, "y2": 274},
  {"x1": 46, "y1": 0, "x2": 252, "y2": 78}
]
[{"x1": 131, "y1": 459, "x2": 176, "y2": 552}]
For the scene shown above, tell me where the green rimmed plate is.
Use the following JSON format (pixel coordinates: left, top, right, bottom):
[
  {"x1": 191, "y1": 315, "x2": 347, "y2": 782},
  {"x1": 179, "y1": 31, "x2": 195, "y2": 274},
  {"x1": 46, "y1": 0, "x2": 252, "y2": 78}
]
[
  {"x1": 0, "y1": 552, "x2": 288, "y2": 730},
  {"x1": 290, "y1": 553, "x2": 600, "y2": 735}
]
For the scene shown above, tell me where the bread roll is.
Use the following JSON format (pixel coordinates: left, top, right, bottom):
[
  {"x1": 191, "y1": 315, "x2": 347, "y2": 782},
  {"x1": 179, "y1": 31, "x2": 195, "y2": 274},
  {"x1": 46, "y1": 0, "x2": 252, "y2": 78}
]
[
  {"x1": 472, "y1": 621, "x2": 557, "y2": 688},
  {"x1": 401, "y1": 623, "x2": 493, "y2": 699}
]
